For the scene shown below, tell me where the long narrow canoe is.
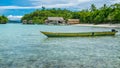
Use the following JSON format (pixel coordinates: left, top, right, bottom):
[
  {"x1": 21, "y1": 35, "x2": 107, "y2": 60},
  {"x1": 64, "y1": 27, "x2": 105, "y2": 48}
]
[{"x1": 40, "y1": 30, "x2": 118, "y2": 37}]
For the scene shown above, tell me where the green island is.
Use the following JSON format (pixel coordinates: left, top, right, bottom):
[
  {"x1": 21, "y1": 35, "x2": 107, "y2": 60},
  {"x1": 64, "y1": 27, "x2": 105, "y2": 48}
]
[
  {"x1": 21, "y1": 3, "x2": 120, "y2": 24},
  {"x1": 0, "y1": 15, "x2": 8, "y2": 24}
]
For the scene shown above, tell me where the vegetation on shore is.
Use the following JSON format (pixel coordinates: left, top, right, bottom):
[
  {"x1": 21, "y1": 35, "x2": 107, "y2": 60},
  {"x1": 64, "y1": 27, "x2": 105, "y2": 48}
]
[
  {"x1": 21, "y1": 3, "x2": 120, "y2": 24},
  {"x1": 0, "y1": 15, "x2": 8, "y2": 24}
]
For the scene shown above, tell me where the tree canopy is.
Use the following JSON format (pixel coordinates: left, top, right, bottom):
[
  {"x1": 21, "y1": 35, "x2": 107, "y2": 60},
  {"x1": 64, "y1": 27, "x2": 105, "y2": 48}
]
[
  {"x1": 21, "y1": 3, "x2": 120, "y2": 24},
  {"x1": 0, "y1": 15, "x2": 8, "y2": 24}
]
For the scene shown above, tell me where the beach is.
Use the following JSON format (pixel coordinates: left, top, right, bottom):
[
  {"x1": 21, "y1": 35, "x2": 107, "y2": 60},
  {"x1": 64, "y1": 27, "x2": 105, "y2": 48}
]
[{"x1": 72, "y1": 24, "x2": 120, "y2": 28}]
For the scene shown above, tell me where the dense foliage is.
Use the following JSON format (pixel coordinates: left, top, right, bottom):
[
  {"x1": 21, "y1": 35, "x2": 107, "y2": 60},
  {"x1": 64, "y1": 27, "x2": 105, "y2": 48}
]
[
  {"x1": 0, "y1": 15, "x2": 8, "y2": 24},
  {"x1": 21, "y1": 3, "x2": 120, "y2": 24}
]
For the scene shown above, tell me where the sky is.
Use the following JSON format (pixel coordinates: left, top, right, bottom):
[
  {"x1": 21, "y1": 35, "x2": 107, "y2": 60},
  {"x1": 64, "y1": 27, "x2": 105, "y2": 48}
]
[{"x1": 0, "y1": 0, "x2": 120, "y2": 20}]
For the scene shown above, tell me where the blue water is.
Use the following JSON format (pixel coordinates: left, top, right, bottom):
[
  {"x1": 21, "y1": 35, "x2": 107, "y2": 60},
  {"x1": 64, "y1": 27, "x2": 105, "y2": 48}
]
[{"x1": 0, "y1": 23, "x2": 120, "y2": 68}]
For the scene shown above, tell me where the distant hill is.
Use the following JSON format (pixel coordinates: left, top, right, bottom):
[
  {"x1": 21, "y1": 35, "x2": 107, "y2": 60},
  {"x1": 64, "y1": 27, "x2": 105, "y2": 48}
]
[{"x1": 8, "y1": 20, "x2": 21, "y2": 23}]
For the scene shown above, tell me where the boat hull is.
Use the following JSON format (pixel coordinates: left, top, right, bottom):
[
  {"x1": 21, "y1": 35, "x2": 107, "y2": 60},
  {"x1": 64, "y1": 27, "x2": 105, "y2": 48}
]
[{"x1": 40, "y1": 31, "x2": 117, "y2": 37}]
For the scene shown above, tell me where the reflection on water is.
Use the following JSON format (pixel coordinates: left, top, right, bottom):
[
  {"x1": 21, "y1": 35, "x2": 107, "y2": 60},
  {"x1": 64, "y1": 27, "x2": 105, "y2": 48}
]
[{"x1": 0, "y1": 24, "x2": 120, "y2": 68}]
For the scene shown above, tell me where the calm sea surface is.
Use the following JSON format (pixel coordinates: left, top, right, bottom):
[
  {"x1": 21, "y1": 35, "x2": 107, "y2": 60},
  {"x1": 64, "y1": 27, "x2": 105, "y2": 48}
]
[{"x1": 0, "y1": 23, "x2": 120, "y2": 68}]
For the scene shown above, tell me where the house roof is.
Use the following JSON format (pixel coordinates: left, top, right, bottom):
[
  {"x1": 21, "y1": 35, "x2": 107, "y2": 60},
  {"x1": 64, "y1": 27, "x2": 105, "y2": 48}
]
[
  {"x1": 48, "y1": 17, "x2": 64, "y2": 21},
  {"x1": 68, "y1": 19, "x2": 79, "y2": 21}
]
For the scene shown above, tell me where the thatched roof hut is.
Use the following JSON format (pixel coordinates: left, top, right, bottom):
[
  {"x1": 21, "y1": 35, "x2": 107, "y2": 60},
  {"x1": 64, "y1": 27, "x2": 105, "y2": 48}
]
[
  {"x1": 45, "y1": 17, "x2": 65, "y2": 24},
  {"x1": 28, "y1": 20, "x2": 33, "y2": 24},
  {"x1": 67, "y1": 19, "x2": 80, "y2": 24},
  {"x1": 22, "y1": 20, "x2": 27, "y2": 24},
  {"x1": 22, "y1": 20, "x2": 33, "y2": 24}
]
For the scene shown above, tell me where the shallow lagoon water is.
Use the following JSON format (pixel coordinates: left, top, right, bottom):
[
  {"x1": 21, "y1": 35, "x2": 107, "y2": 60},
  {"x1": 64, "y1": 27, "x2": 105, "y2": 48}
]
[{"x1": 0, "y1": 23, "x2": 120, "y2": 68}]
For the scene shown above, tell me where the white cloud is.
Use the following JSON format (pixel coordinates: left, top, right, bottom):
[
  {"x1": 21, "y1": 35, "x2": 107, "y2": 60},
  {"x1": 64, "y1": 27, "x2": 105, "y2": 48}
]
[
  {"x1": 0, "y1": 4, "x2": 78, "y2": 9},
  {"x1": 44, "y1": 3, "x2": 75, "y2": 8},
  {"x1": 7, "y1": 15, "x2": 23, "y2": 20},
  {"x1": 111, "y1": 0, "x2": 120, "y2": 3},
  {"x1": 0, "y1": 0, "x2": 91, "y2": 9},
  {"x1": 0, "y1": 6, "x2": 39, "y2": 9},
  {"x1": 78, "y1": 0, "x2": 91, "y2": 3},
  {"x1": 0, "y1": 0, "x2": 119, "y2": 10},
  {"x1": 30, "y1": 0, "x2": 91, "y2": 6}
]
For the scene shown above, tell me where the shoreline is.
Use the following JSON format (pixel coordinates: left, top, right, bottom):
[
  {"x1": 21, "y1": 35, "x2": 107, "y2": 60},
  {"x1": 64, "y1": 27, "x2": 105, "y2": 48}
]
[{"x1": 72, "y1": 24, "x2": 120, "y2": 28}]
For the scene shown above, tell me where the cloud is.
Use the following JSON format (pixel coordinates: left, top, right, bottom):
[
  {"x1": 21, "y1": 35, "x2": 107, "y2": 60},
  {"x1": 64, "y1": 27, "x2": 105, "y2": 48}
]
[
  {"x1": 7, "y1": 15, "x2": 23, "y2": 20},
  {"x1": 30, "y1": 0, "x2": 91, "y2": 6},
  {"x1": 111, "y1": 0, "x2": 120, "y2": 3},
  {"x1": 0, "y1": 0, "x2": 119, "y2": 10},
  {"x1": 0, "y1": 0, "x2": 91, "y2": 9},
  {"x1": 78, "y1": 0, "x2": 91, "y2": 3},
  {"x1": 0, "y1": 4, "x2": 78, "y2": 9},
  {"x1": 0, "y1": 6, "x2": 39, "y2": 9}
]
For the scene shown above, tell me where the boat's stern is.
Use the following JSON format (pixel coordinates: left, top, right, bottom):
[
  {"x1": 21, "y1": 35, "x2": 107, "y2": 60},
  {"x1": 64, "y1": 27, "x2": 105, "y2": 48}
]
[{"x1": 111, "y1": 29, "x2": 118, "y2": 33}]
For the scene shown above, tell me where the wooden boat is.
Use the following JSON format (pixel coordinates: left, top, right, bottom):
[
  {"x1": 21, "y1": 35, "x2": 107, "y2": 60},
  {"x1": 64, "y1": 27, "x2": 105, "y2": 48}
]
[{"x1": 40, "y1": 29, "x2": 118, "y2": 37}]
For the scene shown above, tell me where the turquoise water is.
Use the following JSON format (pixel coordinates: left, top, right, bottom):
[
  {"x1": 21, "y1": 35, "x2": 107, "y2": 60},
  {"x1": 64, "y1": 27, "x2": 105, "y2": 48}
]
[{"x1": 0, "y1": 23, "x2": 120, "y2": 68}]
